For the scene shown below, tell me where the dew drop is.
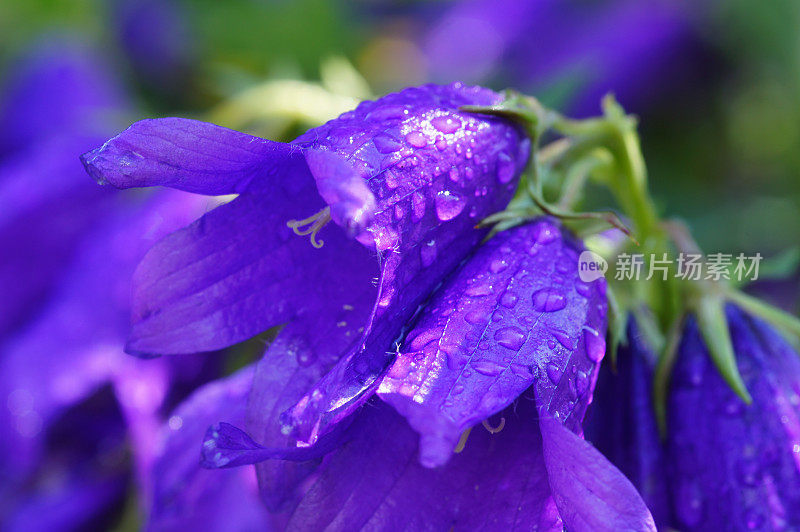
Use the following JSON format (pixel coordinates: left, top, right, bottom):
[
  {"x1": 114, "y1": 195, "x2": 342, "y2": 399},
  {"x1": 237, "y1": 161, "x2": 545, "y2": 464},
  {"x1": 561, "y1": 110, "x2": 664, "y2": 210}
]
[
  {"x1": 472, "y1": 360, "x2": 504, "y2": 377},
  {"x1": 449, "y1": 167, "x2": 460, "y2": 182},
  {"x1": 500, "y1": 292, "x2": 518, "y2": 308},
  {"x1": 446, "y1": 351, "x2": 468, "y2": 370},
  {"x1": 494, "y1": 326, "x2": 526, "y2": 350},
  {"x1": 496, "y1": 151, "x2": 516, "y2": 184},
  {"x1": 489, "y1": 259, "x2": 509, "y2": 274},
  {"x1": 431, "y1": 115, "x2": 462, "y2": 134},
  {"x1": 405, "y1": 131, "x2": 428, "y2": 148},
  {"x1": 465, "y1": 281, "x2": 493, "y2": 297},
  {"x1": 532, "y1": 288, "x2": 567, "y2": 312},
  {"x1": 373, "y1": 133, "x2": 402, "y2": 154},
  {"x1": 552, "y1": 329, "x2": 576, "y2": 351},
  {"x1": 575, "y1": 371, "x2": 590, "y2": 396},
  {"x1": 464, "y1": 308, "x2": 485, "y2": 325},
  {"x1": 546, "y1": 363, "x2": 562, "y2": 384},
  {"x1": 575, "y1": 282, "x2": 592, "y2": 298},
  {"x1": 533, "y1": 223, "x2": 559, "y2": 245},
  {"x1": 583, "y1": 327, "x2": 606, "y2": 362},
  {"x1": 434, "y1": 191, "x2": 466, "y2": 221}
]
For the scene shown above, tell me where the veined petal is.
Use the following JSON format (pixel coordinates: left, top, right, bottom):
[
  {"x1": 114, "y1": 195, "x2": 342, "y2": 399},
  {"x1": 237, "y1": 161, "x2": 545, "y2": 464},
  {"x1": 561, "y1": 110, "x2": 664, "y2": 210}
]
[
  {"x1": 377, "y1": 219, "x2": 607, "y2": 466},
  {"x1": 667, "y1": 306, "x2": 800, "y2": 529},
  {"x1": 80, "y1": 117, "x2": 305, "y2": 195},
  {"x1": 288, "y1": 399, "x2": 561, "y2": 531},
  {"x1": 148, "y1": 367, "x2": 275, "y2": 531},
  {"x1": 126, "y1": 175, "x2": 378, "y2": 355},
  {"x1": 539, "y1": 414, "x2": 657, "y2": 532},
  {"x1": 246, "y1": 284, "x2": 374, "y2": 511},
  {"x1": 283, "y1": 83, "x2": 529, "y2": 443}
]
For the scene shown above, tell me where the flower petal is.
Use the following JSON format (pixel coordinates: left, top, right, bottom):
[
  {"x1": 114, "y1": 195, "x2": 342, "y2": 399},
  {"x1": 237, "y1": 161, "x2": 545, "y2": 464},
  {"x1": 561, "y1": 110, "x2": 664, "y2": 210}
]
[
  {"x1": 126, "y1": 182, "x2": 377, "y2": 355},
  {"x1": 80, "y1": 117, "x2": 305, "y2": 195},
  {"x1": 246, "y1": 288, "x2": 374, "y2": 511},
  {"x1": 148, "y1": 367, "x2": 275, "y2": 531},
  {"x1": 583, "y1": 318, "x2": 670, "y2": 526},
  {"x1": 288, "y1": 398, "x2": 561, "y2": 531},
  {"x1": 283, "y1": 83, "x2": 529, "y2": 443},
  {"x1": 377, "y1": 219, "x2": 607, "y2": 466},
  {"x1": 667, "y1": 306, "x2": 800, "y2": 529},
  {"x1": 539, "y1": 414, "x2": 657, "y2": 532}
]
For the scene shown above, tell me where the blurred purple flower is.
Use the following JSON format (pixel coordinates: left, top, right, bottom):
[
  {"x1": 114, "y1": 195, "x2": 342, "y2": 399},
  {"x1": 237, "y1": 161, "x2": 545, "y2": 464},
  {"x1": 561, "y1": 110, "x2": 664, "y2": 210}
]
[
  {"x1": 111, "y1": 0, "x2": 195, "y2": 93},
  {"x1": 0, "y1": 38, "x2": 212, "y2": 529},
  {"x1": 587, "y1": 306, "x2": 800, "y2": 529},
  {"x1": 425, "y1": 0, "x2": 707, "y2": 115}
]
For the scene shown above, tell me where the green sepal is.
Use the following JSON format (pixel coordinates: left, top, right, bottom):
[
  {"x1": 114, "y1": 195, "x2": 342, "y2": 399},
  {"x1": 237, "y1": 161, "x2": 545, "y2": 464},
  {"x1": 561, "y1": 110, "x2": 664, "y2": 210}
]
[
  {"x1": 696, "y1": 294, "x2": 752, "y2": 404},
  {"x1": 652, "y1": 313, "x2": 684, "y2": 436},
  {"x1": 460, "y1": 89, "x2": 548, "y2": 141},
  {"x1": 605, "y1": 285, "x2": 628, "y2": 370},
  {"x1": 726, "y1": 289, "x2": 800, "y2": 349}
]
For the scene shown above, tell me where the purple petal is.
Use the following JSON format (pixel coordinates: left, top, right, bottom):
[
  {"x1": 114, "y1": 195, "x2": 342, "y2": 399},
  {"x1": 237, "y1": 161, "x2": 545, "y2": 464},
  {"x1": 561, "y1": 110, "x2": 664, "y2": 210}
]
[
  {"x1": 148, "y1": 367, "x2": 275, "y2": 531},
  {"x1": 0, "y1": 134, "x2": 114, "y2": 340},
  {"x1": 246, "y1": 291, "x2": 374, "y2": 510},
  {"x1": 667, "y1": 306, "x2": 800, "y2": 529},
  {"x1": 201, "y1": 421, "x2": 346, "y2": 469},
  {"x1": 378, "y1": 219, "x2": 607, "y2": 466},
  {"x1": 80, "y1": 117, "x2": 305, "y2": 195},
  {"x1": 283, "y1": 83, "x2": 528, "y2": 443},
  {"x1": 126, "y1": 182, "x2": 378, "y2": 355},
  {"x1": 583, "y1": 318, "x2": 670, "y2": 526},
  {"x1": 0, "y1": 37, "x2": 127, "y2": 156},
  {"x1": 540, "y1": 414, "x2": 657, "y2": 532},
  {"x1": 289, "y1": 398, "x2": 561, "y2": 531},
  {"x1": 0, "y1": 189, "x2": 207, "y2": 484}
]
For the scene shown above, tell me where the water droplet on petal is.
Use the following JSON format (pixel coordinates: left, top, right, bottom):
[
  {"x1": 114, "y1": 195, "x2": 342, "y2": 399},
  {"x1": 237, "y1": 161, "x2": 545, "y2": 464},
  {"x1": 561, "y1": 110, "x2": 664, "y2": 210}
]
[
  {"x1": 405, "y1": 131, "x2": 428, "y2": 148},
  {"x1": 532, "y1": 289, "x2": 567, "y2": 312},
  {"x1": 472, "y1": 360, "x2": 504, "y2": 377},
  {"x1": 494, "y1": 326, "x2": 526, "y2": 350},
  {"x1": 496, "y1": 151, "x2": 516, "y2": 184},
  {"x1": 489, "y1": 259, "x2": 508, "y2": 274},
  {"x1": 431, "y1": 115, "x2": 462, "y2": 134},
  {"x1": 374, "y1": 133, "x2": 402, "y2": 154},
  {"x1": 575, "y1": 371, "x2": 590, "y2": 396},
  {"x1": 464, "y1": 308, "x2": 486, "y2": 324},
  {"x1": 583, "y1": 327, "x2": 606, "y2": 362},
  {"x1": 434, "y1": 191, "x2": 465, "y2": 221},
  {"x1": 533, "y1": 223, "x2": 559, "y2": 245},
  {"x1": 499, "y1": 292, "x2": 518, "y2": 308},
  {"x1": 552, "y1": 329, "x2": 576, "y2": 350},
  {"x1": 546, "y1": 363, "x2": 562, "y2": 384}
]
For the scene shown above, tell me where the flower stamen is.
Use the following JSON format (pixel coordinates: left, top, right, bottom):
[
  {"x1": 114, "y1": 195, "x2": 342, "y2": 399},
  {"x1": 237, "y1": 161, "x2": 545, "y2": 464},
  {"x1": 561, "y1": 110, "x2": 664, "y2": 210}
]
[
  {"x1": 454, "y1": 427, "x2": 473, "y2": 453},
  {"x1": 482, "y1": 416, "x2": 505, "y2": 434},
  {"x1": 287, "y1": 207, "x2": 331, "y2": 248}
]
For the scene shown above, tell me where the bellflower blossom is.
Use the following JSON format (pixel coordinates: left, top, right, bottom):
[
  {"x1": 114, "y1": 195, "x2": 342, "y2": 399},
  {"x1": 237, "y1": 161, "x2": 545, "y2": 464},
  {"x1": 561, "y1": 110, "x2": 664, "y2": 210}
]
[
  {"x1": 81, "y1": 83, "x2": 529, "y2": 446},
  {"x1": 84, "y1": 83, "x2": 659, "y2": 528},
  {"x1": 587, "y1": 306, "x2": 800, "y2": 530}
]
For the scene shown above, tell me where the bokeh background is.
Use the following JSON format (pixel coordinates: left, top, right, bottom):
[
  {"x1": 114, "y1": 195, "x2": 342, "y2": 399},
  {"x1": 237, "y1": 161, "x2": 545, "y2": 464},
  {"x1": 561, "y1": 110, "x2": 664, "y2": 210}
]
[{"x1": 1, "y1": 0, "x2": 798, "y2": 530}]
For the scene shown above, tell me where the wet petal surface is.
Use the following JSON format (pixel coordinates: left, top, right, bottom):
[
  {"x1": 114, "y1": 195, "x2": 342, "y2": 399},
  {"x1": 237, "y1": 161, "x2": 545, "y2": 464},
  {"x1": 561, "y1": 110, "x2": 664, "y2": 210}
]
[{"x1": 378, "y1": 219, "x2": 607, "y2": 466}]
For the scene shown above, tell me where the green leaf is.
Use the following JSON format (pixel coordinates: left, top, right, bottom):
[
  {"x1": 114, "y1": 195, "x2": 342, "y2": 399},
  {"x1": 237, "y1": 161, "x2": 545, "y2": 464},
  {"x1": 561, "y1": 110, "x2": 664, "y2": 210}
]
[{"x1": 696, "y1": 295, "x2": 752, "y2": 404}]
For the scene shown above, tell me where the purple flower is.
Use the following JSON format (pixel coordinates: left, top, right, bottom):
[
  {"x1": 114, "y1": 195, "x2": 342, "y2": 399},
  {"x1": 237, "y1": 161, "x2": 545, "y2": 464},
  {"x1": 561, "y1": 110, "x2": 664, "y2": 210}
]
[
  {"x1": 588, "y1": 306, "x2": 800, "y2": 529},
  {"x1": 80, "y1": 83, "x2": 530, "y2": 447},
  {"x1": 189, "y1": 218, "x2": 655, "y2": 529},
  {"x1": 668, "y1": 306, "x2": 800, "y2": 529}
]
